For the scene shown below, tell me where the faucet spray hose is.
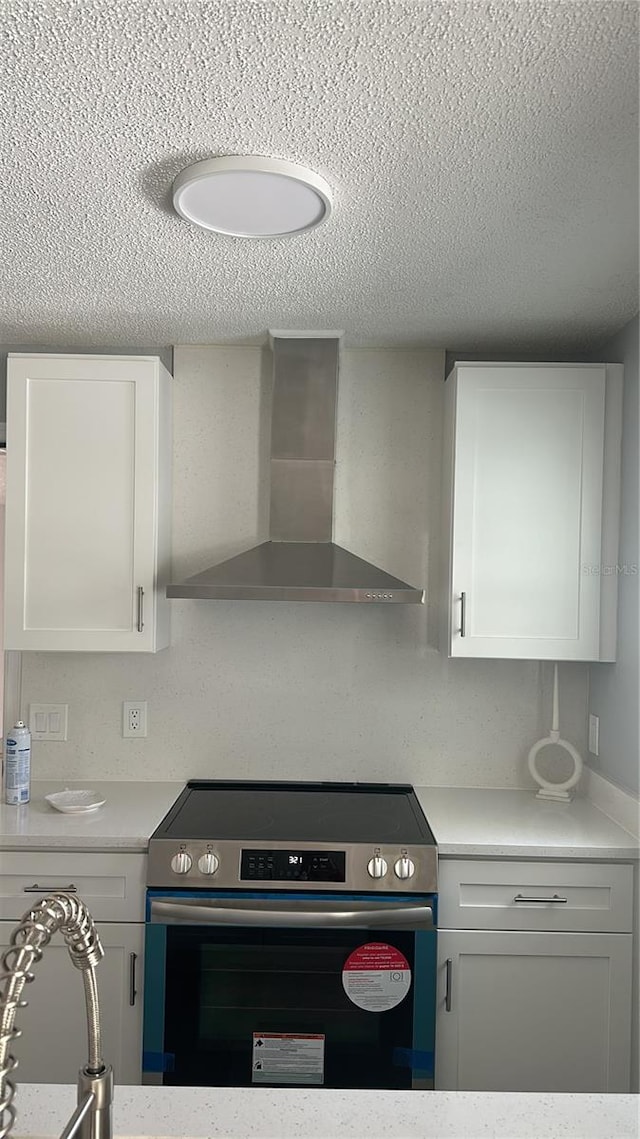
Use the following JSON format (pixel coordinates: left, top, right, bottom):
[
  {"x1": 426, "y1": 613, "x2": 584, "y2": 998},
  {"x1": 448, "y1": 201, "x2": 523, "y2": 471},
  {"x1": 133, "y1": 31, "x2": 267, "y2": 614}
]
[{"x1": 0, "y1": 893, "x2": 105, "y2": 1138}]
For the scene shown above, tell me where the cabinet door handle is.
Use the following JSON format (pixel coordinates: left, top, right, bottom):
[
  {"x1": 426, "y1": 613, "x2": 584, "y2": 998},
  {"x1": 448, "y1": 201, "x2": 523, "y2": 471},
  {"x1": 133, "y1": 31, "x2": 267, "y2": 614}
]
[
  {"x1": 513, "y1": 894, "x2": 568, "y2": 904},
  {"x1": 459, "y1": 592, "x2": 466, "y2": 637},
  {"x1": 445, "y1": 957, "x2": 453, "y2": 1012},
  {"x1": 136, "y1": 586, "x2": 145, "y2": 633},
  {"x1": 129, "y1": 952, "x2": 138, "y2": 1006},
  {"x1": 23, "y1": 883, "x2": 77, "y2": 893}
]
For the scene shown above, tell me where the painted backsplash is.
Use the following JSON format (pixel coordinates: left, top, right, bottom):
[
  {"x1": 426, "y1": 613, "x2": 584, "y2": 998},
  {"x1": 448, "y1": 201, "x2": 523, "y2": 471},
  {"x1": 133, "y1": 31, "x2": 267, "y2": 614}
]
[{"x1": 19, "y1": 345, "x2": 588, "y2": 785}]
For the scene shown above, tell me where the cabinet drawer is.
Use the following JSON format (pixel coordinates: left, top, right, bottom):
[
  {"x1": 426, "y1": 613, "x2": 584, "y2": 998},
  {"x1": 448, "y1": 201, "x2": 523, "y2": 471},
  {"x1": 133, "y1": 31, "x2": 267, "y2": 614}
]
[
  {"x1": 438, "y1": 859, "x2": 633, "y2": 932},
  {"x1": 0, "y1": 851, "x2": 145, "y2": 921}
]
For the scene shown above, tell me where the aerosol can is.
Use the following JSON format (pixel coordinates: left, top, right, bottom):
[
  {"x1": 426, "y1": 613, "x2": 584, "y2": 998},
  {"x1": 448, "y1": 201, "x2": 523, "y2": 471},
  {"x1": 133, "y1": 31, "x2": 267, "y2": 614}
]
[{"x1": 4, "y1": 720, "x2": 31, "y2": 804}]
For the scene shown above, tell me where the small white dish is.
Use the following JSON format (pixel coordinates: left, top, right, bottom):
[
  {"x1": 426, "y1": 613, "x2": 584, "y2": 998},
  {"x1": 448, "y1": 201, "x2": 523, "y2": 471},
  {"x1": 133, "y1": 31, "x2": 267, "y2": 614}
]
[{"x1": 45, "y1": 789, "x2": 106, "y2": 814}]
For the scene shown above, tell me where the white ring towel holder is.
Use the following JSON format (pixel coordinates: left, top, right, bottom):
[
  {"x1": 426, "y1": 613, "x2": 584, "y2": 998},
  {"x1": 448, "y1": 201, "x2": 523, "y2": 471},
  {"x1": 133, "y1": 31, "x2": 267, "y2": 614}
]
[{"x1": 528, "y1": 664, "x2": 583, "y2": 801}]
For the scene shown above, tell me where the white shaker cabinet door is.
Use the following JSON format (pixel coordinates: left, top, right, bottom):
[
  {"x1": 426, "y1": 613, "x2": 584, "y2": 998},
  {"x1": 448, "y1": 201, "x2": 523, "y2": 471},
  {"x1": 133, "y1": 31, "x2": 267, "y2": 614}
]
[
  {"x1": 0, "y1": 920, "x2": 144, "y2": 1085},
  {"x1": 4, "y1": 354, "x2": 171, "y2": 651},
  {"x1": 441, "y1": 363, "x2": 622, "y2": 660},
  {"x1": 435, "y1": 929, "x2": 632, "y2": 1093}
]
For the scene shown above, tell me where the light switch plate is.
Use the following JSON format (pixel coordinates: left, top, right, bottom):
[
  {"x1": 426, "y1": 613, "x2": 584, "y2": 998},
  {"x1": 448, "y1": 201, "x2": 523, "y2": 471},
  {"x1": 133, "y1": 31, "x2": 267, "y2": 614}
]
[{"x1": 29, "y1": 703, "x2": 68, "y2": 741}]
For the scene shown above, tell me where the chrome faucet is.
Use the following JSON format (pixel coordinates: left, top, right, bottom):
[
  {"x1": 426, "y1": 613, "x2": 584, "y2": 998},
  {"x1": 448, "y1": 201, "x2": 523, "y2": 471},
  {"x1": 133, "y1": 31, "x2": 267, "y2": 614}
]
[{"x1": 0, "y1": 892, "x2": 113, "y2": 1139}]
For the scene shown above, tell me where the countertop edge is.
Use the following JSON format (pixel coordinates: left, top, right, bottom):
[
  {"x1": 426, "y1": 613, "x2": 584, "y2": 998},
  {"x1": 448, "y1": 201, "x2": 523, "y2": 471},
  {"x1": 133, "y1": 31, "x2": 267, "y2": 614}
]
[
  {"x1": 11, "y1": 1084, "x2": 640, "y2": 1139},
  {"x1": 436, "y1": 843, "x2": 640, "y2": 860}
]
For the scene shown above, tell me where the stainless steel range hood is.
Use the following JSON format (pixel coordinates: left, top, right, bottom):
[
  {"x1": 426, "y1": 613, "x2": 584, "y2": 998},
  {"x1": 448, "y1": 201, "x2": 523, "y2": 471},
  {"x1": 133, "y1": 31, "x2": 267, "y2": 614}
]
[{"x1": 167, "y1": 335, "x2": 423, "y2": 603}]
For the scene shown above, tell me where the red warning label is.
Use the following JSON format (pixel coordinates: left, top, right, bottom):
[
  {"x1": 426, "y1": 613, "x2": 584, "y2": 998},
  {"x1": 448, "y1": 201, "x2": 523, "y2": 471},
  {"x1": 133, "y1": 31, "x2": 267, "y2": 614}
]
[{"x1": 342, "y1": 942, "x2": 411, "y2": 1012}]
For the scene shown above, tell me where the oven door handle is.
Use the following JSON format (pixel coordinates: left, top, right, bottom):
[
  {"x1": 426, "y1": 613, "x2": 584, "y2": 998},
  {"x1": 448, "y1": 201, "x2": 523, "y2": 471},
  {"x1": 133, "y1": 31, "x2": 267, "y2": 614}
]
[{"x1": 149, "y1": 899, "x2": 434, "y2": 930}]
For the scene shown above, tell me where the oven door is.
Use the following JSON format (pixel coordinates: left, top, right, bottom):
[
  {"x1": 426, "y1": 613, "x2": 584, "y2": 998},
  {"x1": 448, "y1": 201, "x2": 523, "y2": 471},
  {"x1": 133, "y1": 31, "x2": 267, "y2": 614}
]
[{"x1": 143, "y1": 892, "x2": 436, "y2": 1090}]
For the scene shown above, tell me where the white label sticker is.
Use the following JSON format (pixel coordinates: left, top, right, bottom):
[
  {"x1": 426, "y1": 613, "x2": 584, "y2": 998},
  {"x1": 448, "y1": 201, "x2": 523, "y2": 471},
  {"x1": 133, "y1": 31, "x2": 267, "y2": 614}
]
[
  {"x1": 252, "y1": 1032, "x2": 325, "y2": 1085},
  {"x1": 342, "y1": 942, "x2": 412, "y2": 1012}
]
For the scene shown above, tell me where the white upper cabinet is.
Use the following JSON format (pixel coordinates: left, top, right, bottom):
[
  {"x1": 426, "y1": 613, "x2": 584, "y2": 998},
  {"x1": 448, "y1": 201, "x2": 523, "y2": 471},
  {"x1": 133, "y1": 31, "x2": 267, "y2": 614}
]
[
  {"x1": 4, "y1": 354, "x2": 172, "y2": 652},
  {"x1": 440, "y1": 363, "x2": 623, "y2": 660}
]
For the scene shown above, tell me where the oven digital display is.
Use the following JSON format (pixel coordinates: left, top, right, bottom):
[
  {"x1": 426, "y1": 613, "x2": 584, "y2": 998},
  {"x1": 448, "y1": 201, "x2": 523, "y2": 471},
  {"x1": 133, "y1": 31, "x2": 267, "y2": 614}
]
[{"x1": 240, "y1": 849, "x2": 346, "y2": 882}]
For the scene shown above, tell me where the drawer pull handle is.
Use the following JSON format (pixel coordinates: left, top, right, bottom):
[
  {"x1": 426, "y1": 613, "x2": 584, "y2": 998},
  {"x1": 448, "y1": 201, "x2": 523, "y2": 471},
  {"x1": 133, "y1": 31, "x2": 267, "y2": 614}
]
[
  {"x1": 129, "y1": 952, "x2": 138, "y2": 1006},
  {"x1": 23, "y1": 883, "x2": 78, "y2": 893},
  {"x1": 445, "y1": 957, "x2": 453, "y2": 1012},
  {"x1": 459, "y1": 591, "x2": 466, "y2": 637},
  {"x1": 513, "y1": 893, "x2": 568, "y2": 904}
]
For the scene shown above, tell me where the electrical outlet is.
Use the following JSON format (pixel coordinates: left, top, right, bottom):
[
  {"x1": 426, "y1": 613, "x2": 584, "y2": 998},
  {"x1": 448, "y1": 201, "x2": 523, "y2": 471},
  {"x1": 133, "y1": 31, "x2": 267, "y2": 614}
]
[
  {"x1": 123, "y1": 701, "x2": 147, "y2": 738},
  {"x1": 588, "y1": 713, "x2": 600, "y2": 756}
]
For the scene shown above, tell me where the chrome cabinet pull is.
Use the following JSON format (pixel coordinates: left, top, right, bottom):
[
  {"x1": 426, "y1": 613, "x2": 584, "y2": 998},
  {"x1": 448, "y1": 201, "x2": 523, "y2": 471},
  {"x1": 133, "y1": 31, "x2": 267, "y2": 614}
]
[
  {"x1": 129, "y1": 952, "x2": 137, "y2": 1006},
  {"x1": 513, "y1": 893, "x2": 568, "y2": 904},
  {"x1": 445, "y1": 958, "x2": 453, "y2": 1012},
  {"x1": 23, "y1": 883, "x2": 77, "y2": 893},
  {"x1": 136, "y1": 586, "x2": 145, "y2": 633},
  {"x1": 459, "y1": 591, "x2": 466, "y2": 636}
]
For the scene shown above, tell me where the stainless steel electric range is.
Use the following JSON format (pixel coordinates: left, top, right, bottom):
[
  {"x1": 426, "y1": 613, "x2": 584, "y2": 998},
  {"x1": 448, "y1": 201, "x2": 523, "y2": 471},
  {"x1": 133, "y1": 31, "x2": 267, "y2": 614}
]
[{"x1": 144, "y1": 780, "x2": 438, "y2": 1091}]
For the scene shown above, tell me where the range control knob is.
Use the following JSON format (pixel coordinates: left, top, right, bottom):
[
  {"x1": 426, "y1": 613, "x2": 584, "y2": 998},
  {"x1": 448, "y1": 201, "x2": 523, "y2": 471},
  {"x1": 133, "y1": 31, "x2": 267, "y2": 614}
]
[
  {"x1": 197, "y1": 852, "x2": 220, "y2": 876},
  {"x1": 367, "y1": 855, "x2": 388, "y2": 880},
  {"x1": 170, "y1": 851, "x2": 192, "y2": 875},
  {"x1": 394, "y1": 855, "x2": 416, "y2": 880}
]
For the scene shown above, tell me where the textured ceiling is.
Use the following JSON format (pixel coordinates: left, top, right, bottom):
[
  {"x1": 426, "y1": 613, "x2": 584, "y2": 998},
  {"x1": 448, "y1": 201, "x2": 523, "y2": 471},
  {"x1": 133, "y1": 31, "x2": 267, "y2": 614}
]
[{"x1": 0, "y1": 0, "x2": 637, "y2": 350}]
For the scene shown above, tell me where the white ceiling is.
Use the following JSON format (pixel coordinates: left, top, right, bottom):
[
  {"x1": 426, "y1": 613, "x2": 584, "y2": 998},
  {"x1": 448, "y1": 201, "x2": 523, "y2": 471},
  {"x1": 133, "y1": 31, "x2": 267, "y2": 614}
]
[{"x1": 0, "y1": 0, "x2": 637, "y2": 351}]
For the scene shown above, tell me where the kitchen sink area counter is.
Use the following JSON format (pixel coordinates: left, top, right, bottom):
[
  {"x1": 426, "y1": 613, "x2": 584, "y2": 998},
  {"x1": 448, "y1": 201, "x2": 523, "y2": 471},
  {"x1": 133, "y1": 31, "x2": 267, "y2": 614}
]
[{"x1": 11, "y1": 1084, "x2": 640, "y2": 1139}]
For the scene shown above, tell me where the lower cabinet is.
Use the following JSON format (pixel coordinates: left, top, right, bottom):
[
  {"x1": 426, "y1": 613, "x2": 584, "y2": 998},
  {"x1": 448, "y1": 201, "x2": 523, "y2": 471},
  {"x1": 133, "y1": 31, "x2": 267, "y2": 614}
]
[
  {"x1": 0, "y1": 849, "x2": 146, "y2": 1084},
  {"x1": 435, "y1": 858, "x2": 634, "y2": 1093},
  {"x1": 436, "y1": 928, "x2": 632, "y2": 1092},
  {"x1": 0, "y1": 920, "x2": 144, "y2": 1085}
]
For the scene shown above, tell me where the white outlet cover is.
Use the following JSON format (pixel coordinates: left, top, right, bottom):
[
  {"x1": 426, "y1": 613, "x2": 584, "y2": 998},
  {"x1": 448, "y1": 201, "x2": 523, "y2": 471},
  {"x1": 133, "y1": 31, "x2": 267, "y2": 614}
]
[{"x1": 123, "y1": 701, "x2": 148, "y2": 738}]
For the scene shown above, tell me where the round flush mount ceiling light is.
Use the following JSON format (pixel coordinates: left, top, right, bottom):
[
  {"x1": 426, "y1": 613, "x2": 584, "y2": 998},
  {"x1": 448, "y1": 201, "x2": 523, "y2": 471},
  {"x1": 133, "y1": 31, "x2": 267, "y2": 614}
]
[{"x1": 172, "y1": 156, "x2": 332, "y2": 238}]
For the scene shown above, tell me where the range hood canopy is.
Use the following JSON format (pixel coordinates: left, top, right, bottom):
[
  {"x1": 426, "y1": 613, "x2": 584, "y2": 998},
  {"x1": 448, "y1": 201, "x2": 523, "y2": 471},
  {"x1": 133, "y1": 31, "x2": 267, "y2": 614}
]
[{"x1": 167, "y1": 334, "x2": 423, "y2": 604}]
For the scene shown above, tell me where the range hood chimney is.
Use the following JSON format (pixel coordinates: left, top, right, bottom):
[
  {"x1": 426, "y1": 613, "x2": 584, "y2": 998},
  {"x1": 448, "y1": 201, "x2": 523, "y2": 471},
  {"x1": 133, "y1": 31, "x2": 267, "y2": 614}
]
[{"x1": 167, "y1": 334, "x2": 424, "y2": 603}]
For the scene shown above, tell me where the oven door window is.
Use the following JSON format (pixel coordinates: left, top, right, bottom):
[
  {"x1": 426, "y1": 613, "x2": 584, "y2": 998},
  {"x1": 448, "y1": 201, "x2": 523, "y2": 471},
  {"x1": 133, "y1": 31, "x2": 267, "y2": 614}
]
[{"x1": 164, "y1": 925, "x2": 420, "y2": 1089}]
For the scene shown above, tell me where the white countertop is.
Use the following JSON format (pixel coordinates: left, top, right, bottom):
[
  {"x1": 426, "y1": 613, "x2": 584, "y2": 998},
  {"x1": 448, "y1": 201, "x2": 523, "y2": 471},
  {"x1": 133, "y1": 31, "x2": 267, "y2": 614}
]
[
  {"x1": 414, "y1": 786, "x2": 639, "y2": 859},
  {"x1": 0, "y1": 781, "x2": 636, "y2": 860},
  {"x1": 12, "y1": 1084, "x2": 640, "y2": 1139},
  {"x1": 0, "y1": 781, "x2": 184, "y2": 851}
]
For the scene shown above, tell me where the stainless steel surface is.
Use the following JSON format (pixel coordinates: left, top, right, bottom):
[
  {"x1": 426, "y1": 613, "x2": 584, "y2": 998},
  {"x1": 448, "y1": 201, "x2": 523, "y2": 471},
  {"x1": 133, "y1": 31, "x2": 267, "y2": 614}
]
[
  {"x1": 167, "y1": 335, "x2": 423, "y2": 604},
  {"x1": 128, "y1": 953, "x2": 137, "y2": 1007},
  {"x1": 270, "y1": 337, "x2": 337, "y2": 542},
  {"x1": 167, "y1": 540, "x2": 423, "y2": 603},
  {"x1": 73, "y1": 1066, "x2": 113, "y2": 1139},
  {"x1": 59, "y1": 1092, "x2": 95, "y2": 1139},
  {"x1": 513, "y1": 894, "x2": 569, "y2": 904},
  {"x1": 150, "y1": 897, "x2": 434, "y2": 930},
  {"x1": 0, "y1": 892, "x2": 113, "y2": 1139},
  {"x1": 459, "y1": 590, "x2": 466, "y2": 636},
  {"x1": 148, "y1": 836, "x2": 438, "y2": 894},
  {"x1": 136, "y1": 586, "x2": 144, "y2": 633},
  {"x1": 23, "y1": 883, "x2": 77, "y2": 893},
  {"x1": 445, "y1": 957, "x2": 453, "y2": 1012}
]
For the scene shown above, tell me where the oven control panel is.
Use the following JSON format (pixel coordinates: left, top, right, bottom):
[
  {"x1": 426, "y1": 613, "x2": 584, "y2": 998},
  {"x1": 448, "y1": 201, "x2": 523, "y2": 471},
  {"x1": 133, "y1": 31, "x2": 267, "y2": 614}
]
[
  {"x1": 148, "y1": 838, "x2": 437, "y2": 893},
  {"x1": 240, "y1": 848, "x2": 346, "y2": 882}
]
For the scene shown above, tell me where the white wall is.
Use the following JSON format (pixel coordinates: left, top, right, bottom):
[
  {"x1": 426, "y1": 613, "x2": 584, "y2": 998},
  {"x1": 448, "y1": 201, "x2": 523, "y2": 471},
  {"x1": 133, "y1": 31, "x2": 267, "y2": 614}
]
[{"x1": 20, "y1": 345, "x2": 586, "y2": 785}]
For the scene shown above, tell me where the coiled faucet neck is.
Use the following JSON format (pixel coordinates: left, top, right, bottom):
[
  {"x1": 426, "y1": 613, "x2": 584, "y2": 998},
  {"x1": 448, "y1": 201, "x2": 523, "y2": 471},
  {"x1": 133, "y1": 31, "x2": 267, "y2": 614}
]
[{"x1": 0, "y1": 892, "x2": 112, "y2": 1139}]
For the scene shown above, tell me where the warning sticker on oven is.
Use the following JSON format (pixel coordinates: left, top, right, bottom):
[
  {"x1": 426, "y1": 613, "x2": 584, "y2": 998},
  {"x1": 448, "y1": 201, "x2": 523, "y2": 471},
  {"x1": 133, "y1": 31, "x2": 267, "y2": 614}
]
[
  {"x1": 252, "y1": 1033, "x2": 325, "y2": 1085},
  {"x1": 342, "y1": 942, "x2": 411, "y2": 1012}
]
